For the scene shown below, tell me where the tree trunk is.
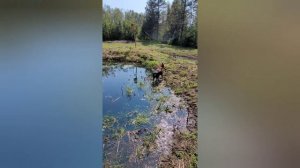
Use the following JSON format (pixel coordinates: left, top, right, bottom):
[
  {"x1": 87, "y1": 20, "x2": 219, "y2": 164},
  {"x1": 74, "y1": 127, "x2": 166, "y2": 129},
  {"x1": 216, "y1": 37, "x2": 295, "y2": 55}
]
[
  {"x1": 179, "y1": 0, "x2": 187, "y2": 42},
  {"x1": 157, "y1": 0, "x2": 160, "y2": 41}
]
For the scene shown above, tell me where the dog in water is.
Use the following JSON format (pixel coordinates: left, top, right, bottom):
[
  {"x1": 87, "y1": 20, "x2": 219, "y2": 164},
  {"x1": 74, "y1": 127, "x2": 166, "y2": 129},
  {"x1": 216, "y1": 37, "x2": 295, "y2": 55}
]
[{"x1": 152, "y1": 63, "x2": 165, "y2": 81}]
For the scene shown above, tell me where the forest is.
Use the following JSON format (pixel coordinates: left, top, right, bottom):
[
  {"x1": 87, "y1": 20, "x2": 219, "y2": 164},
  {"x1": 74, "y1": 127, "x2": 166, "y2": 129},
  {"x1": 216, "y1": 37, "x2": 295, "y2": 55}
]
[{"x1": 103, "y1": 0, "x2": 198, "y2": 48}]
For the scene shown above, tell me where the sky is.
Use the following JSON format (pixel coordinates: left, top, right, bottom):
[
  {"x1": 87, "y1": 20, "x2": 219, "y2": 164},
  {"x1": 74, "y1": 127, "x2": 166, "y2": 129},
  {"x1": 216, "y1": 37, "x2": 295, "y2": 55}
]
[{"x1": 103, "y1": 0, "x2": 174, "y2": 13}]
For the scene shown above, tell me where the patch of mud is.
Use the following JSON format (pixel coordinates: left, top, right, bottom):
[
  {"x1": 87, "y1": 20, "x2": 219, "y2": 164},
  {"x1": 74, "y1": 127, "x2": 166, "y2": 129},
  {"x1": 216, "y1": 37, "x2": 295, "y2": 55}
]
[{"x1": 155, "y1": 93, "x2": 188, "y2": 156}]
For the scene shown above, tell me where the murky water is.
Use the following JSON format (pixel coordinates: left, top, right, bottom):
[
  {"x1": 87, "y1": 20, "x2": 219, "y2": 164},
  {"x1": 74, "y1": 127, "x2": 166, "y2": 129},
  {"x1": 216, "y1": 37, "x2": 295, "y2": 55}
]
[{"x1": 103, "y1": 64, "x2": 187, "y2": 168}]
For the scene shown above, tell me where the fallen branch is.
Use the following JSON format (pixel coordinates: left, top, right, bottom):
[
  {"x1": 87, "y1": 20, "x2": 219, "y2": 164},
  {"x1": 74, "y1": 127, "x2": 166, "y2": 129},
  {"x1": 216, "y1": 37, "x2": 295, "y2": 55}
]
[{"x1": 112, "y1": 97, "x2": 121, "y2": 103}]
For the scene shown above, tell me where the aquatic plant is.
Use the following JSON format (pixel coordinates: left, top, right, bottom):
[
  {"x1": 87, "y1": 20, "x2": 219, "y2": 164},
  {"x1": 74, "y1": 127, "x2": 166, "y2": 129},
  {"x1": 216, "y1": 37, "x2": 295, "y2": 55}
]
[
  {"x1": 137, "y1": 81, "x2": 145, "y2": 89},
  {"x1": 104, "y1": 161, "x2": 124, "y2": 168},
  {"x1": 125, "y1": 86, "x2": 134, "y2": 96},
  {"x1": 143, "y1": 127, "x2": 160, "y2": 150},
  {"x1": 103, "y1": 116, "x2": 117, "y2": 129},
  {"x1": 131, "y1": 114, "x2": 149, "y2": 126},
  {"x1": 152, "y1": 87, "x2": 160, "y2": 93},
  {"x1": 165, "y1": 106, "x2": 172, "y2": 113},
  {"x1": 145, "y1": 94, "x2": 153, "y2": 101},
  {"x1": 113, "y1": 127, "x2": 126, "y2": 139},
  {"x1": 103, "y1": 41, "x2": 198, "y2": 167},
  {"x1": 156, "y1": 95, "x2": 168, "y2": 103},
  {"x1": 136, "y1": 145, "x2": 144, "y2": 159},
  {"x1": 112, "y1": 127, "x2": 127, "y2": 154},
  {"x1": 133, "y1": 126, "x2": 161, "y2": 160}
]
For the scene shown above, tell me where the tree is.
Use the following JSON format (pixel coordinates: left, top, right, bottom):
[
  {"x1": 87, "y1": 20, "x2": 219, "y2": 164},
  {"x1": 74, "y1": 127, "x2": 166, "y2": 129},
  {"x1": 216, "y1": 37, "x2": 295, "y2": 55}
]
[
  {"x1": 103, "y1": 6, "x2": 143, "y2": 42},
  {"x1": 140, "y1": 0, "x2": 158, "y2": 40},
  {"x1": 156, "y1": 0, "x2": 167, "y2": 40},
  {"x1": 163, "y1": 0, "x2": 197, "y2": 47},
  {"x1": 165, "y1": 0, "x2": 182, "y2": 44},
  {"x1": 103, "y1": 1, "x2": 198, "y2": 48}
]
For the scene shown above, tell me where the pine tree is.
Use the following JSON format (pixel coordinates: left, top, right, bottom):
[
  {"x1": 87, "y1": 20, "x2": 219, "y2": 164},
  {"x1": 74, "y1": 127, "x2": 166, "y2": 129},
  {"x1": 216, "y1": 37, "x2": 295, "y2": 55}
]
[
  {"x1": 156, "y1": 0, "x2": 167, "y2": 40},
  {"x1": 141, "y1": 0, "x2": 167, "y2": 40},
  {"x1": 140, "y1": 0, "x2": 158, "y2": 40}
]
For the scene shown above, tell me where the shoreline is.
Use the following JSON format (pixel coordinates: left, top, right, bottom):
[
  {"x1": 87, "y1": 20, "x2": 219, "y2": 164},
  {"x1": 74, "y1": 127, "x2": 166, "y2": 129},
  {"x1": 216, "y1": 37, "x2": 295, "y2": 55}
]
[{"x1": 103, "y1": 41, "x2": 198, "y2": 167}]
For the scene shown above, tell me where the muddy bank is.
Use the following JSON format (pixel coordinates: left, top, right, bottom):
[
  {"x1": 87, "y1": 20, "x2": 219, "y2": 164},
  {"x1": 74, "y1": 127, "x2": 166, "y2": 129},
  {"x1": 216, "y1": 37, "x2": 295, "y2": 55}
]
[
  {"x1": 103, "y1": 42, "x2": 198, "y2": 167},
  {"x1": 103, "y1": 53, "x2": 198, "y2": 133}
]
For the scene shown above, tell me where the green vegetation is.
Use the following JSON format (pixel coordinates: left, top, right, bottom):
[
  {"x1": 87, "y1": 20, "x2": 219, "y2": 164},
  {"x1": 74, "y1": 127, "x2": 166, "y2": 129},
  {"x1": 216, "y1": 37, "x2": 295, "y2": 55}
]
[
  {"x1": 125, "y1": 86, "x2": 134, "y2": 96},
  {"x1": 104, "y1": 41, "x2": 198, "y2": 168},
  {"x1": 182, "y1": 131, "x2": 197, "y2": 141},
  {"x1": 143, "y1": 126, "x2": 161, "y2": 150},
  {"x1": 113, "y1": 127, "x2": 126, "y2": 139},
  {"x1": 103, "y1": 0, "x2": 198, "y2": 48},
  {"x1": 137, "y1": 81, "x2": 145, "y2": 89},
  {"x1": 103, "y1": 1, "x2": 198, "y2": 167},
  {"x1": 103, "y1": 116, "x2": 117, "y2": 129},
  {"x1": 165, "y1": 106, "x2": 172, "y2": 113},
  {"x1": 131, "y1": 113, "x2": 149, "y2": 126},
  {"x1": 143, "y1": 60, "x2": 159, "y2": 69},
  {"x1": 136, "y1": 146, "x2": 144, "y2": 159},
  {"x1": 103, "y1": 6, "x2": 142, "y2": 41},
  {"x1": 174, "y1": 131, "x2": 197, "y2": 168},
  {"x1": 156, "y1": 95, "x2": 168, "y2": 103},
  {"x1": 104, "y1": 161, "x2": 124, "y2": 168},
  {"x1": 135, "y1": 126, "x2": 161, "y2": 159}
]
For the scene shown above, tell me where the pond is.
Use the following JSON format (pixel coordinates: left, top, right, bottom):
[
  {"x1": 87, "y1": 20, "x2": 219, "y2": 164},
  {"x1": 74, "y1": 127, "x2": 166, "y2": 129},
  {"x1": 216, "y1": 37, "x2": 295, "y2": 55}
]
[{"x1": 103, "y1": 64, "x2": 188, "y2": 167}]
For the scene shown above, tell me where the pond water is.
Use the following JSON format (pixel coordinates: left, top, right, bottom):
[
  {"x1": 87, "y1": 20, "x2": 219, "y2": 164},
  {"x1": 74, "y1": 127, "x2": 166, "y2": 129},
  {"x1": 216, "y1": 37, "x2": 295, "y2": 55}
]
[{"x1": 102, "y1": 64, "x2": 188, "y2": 167}]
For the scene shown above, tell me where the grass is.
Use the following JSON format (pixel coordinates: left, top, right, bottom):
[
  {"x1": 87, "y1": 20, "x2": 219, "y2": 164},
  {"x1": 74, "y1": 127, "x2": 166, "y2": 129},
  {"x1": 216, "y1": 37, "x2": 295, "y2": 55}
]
[
  {"x1": 112, "y1": 127, "x2": 126, "y2": 140},
  {"x1": 156, "y1": 95, "x2": 168, "y2": 103},
  {"x1": 131, "y1": 113, "x2": 149, "y2": 126},
  {"x1": 143, "y1": 60, "x2": 159, "y2": 69},
  {"x1": 143, "y1": 126, "x2": 161, "y2": 149},
  {"x1": 165, "y1": 106, "x2": 172, "y2": 113},
  {"x1": 103, "y1": 116, "x2": 117, "y2": 129},
  {"x1": 137, "y1": 81, "x2": 145, "y2": 89},
  {"x1": 125, "y1": 86, "x2": 134, "y2": 96},
  {"x1": 173, "y1": 131, "x2": 198, "y2": 168},
  {"x1": 135, "y1": 126, "x2": 161, "y2": 159},
  {"x1": 103, "y1": 41, "x2": 198, "y2": 167},
  {"x1": 103, "y1": 41, "x2": 197, "y2": 100},
  {"x1": 104, "y1": 161, "x2": 124, "y2": 168}
]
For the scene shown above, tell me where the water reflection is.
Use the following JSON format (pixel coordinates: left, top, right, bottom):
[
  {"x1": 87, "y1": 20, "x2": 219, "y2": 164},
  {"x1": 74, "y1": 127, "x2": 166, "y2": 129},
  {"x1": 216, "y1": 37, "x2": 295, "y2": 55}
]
[{"x1": 103, "y1": 64, "x2": 188, "y2": 167}]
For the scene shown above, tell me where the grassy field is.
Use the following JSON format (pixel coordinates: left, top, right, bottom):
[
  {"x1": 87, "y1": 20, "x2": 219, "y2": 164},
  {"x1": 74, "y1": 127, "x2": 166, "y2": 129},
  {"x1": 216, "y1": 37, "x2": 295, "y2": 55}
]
[{"x1": 103, "y1": 41, "x2": 198, "y2": 167}]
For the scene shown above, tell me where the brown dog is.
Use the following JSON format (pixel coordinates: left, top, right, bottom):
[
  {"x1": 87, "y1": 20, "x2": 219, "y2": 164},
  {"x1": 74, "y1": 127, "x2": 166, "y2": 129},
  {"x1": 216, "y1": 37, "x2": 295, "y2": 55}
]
[{"x1": 152, "y1": 63, "x2": 165, "y2": 81}]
